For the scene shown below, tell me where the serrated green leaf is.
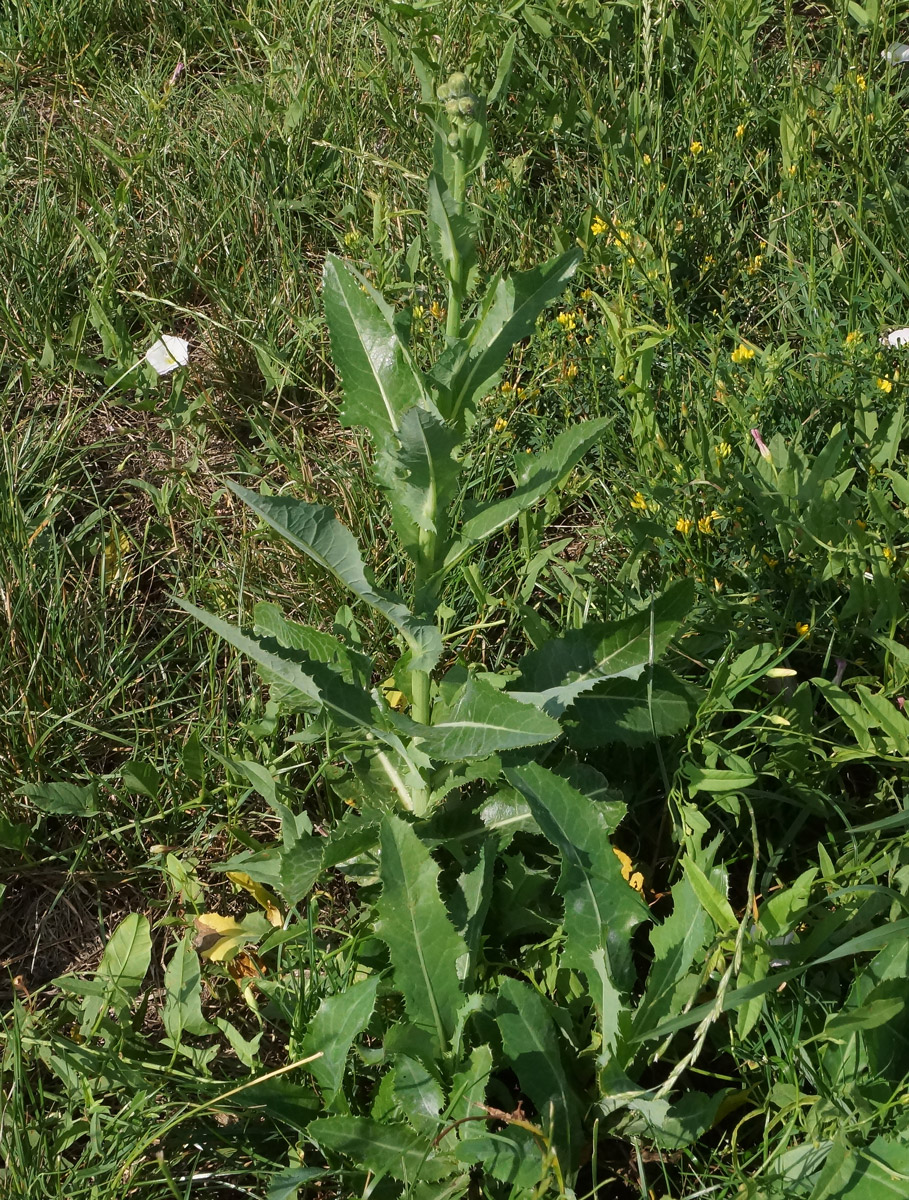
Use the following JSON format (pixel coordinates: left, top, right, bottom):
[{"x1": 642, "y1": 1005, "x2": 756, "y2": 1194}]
[
  {"x1": 393, "y1": 1055, "x2": 446, "y2": 1134},
  {"x1": 279, "y1": 837, "x2": 324, "y2": 905},
  {"x1": 226, "y1": 484, "x2": 441, "y2": 671},
  {"x1": 461, "y1": 418, "x2": 609, "y2": 544},
  {"x1": 682, "y1": 855, "x2": 737, "y2": 933},
  {"x1": 307, "y1": 1115, "x2": 457, "y2": 1183},
  {"x1": 405, "y1": 675, "x2": 560, "y2": 761},
  {"x1": 375, "y1": 405, "x2": 462, "y2": 560},
  {"x1": 505, "y1": 762, "x2": 649, "y2": 992},
  {"x1": 427, "y1": 172, "x2": 477, "y2": 287},
  {"x1": 439, "y1": 251, "x2": 582, "y2": 424},
  {"x1": 633, "y1": 874, "x2": 712, "y2": 1038},
  {"x1": 323, "y1": 253, "x2": 429, "y2": 449},
  {"x1": 447, "y1": 1043, "x2": 492, "y2": 1123},
  {"x1": 302, "y1": 976, "x2": 379, "y2": 1100},
  {"x1": 566, "y1": 668, "x2": 701, "y2": 746},
  {"x1": 516, "y1": 579, "x2": 694, "y2": 714},
  {"x1": 254, "y1": 601, "x2": 372, "y2": 685},
  {"x1": 162, "y1": 934, "x2": 216, "y2": 1041},
  {"x1": 376, "y1": 815, "x2": 466, "y2": 1051},
  {"x1": 177, "y1": 599, "x2": 382, "y2": 728},
  {"x1": 456, "y1": 1129, "x2": 544, "y2": 1189},
  {"x1": 496, "y1": 976, "x2": 585, "y2": 1176}
]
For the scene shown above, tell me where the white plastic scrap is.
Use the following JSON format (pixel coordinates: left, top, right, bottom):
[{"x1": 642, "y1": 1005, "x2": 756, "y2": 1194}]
[
  {"x1": 882, "y1": 42, "x2": 909, "y2": 64},
  {"x1": 880, "y1": 328, "x2": 909, "y2": 348},
  {"x1": 145, "y1": 335, "x2": 190, "y2": 375}
]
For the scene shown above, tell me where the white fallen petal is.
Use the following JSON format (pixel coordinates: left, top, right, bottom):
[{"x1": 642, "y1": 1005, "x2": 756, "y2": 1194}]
[
  {"x1": 882, "y1": 42, "x2": 909, "y2": 64},
  {"x1": 881, "y1": 327, "x2": 909, "y2": 348},
  {"x1": 145, "y1": 334, "x2": 189, "y2": 375}
]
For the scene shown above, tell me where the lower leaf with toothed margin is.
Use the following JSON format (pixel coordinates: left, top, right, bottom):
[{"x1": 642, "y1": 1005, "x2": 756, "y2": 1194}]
[
  {"x1": 505, "y1": 762, "x2": 650, "y2": 993},
  {"x1": 307, "y1": 1115, "x2": 458, "y2": 1183},
  {"x1": 176, "y1": 599, "x2": 381, "y2": 729},
  {"x1": 302, "y1": 975, "x2": 379, "y2": 1102},
  {"x1": 496, "y1": 975, "x2": 586, "y2": 1178},
  {"x1": 392, "y1": 675, "x2": 561, "y2": 762},
  {"x1": 226, "y1": 482, "x2": 442, "y2": 671},
  {"x1": 375, "y1": 815, "x2": 467, "y2": 1051}
]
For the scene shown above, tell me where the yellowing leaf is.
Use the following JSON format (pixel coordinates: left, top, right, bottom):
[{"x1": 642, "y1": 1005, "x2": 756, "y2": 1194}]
[
  {"x1": 380, "y1": 677, "x2": 407, "y2": 711},
  {"x1": 226, "y1": 871, "x2": 283, "y2": 927},
  {"x1": 612, "y1": 846, "x2": 645, "y2": 894},
  {"x1": 103, "y1": 530, "x2": 133, "y2": 585},
  {"x1": 194, "y1": 913, "x2": 259, "y2": 963}
]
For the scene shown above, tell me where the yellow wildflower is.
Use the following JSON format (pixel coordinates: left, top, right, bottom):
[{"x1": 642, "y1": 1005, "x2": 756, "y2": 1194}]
[
  {"x1": 883, "y1": 546, "x2": 895, "y2": 561},
  {"x1": 795, "y1": 621, "x2": 810, "y2": 636},
  {"x1": 690, "y1": 140, "x2": 704, "y2": 155},
  {"x1": 642, "y1": 153, "x2": 652, "y2": 165},
  {"x1": 714, "y1": 441, "x2": 732, "y2": 460},
  {"x1": 580, "y1": 288, "x2": 593, "y2": 301},
  {"x1": 746, "y1": 254, "x2": 763, "y2": 275},
  {"x1": 844, "y1": 330, "x2": 861, "y2": 347},
  {"x1": 494, "y1": 416, "x2": 508, "y2": 433},
  {"x1": 500, "y1": 380, "x2": 513, "y2": 394},
  {"x1": 698, "y1": 515, "x2": 713, "y2": 534},
  {"x1": 429, "y1": 300, "x2": 445, "y2": 320},
  {"x1": 735, "y1": 123, "x2": 746, "y2": 139},
  {"x1": 591, "y1": 216, "x2": 608, "y2": 236},
  {"x1": 676, "y1": 516, "x2": 694, "y2": 535},
  {"x1": 788, "y1": 164, "x2": 797, "y2": 178},
  {"x1": 877, "y1": 377, "x2": 893, "y2": 394},
  {"x1": 412, "y1": 304, "x2": 425, "y2": 319},
  {"x1": 631, "y1": 492, "x2": 648, "y2": 512},
  {"x1": 557, "y1": 311, "x2": 577, "y2": 332},
  {"x1": 856, "y1": 74, "x2": 867, "y2": 91},
  {"x1": 562, "y1": 361, "x2": 579, "y2": 381},
  {"x1": 762, "y1": 553, "x2": 778, "y2": 568},
  {"x1": 731, "y1": 343, "x2": 756, "y2": 363}
]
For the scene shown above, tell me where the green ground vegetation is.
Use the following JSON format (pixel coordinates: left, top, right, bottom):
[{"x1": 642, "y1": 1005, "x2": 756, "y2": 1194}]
[{"x1": 3, "y1": 1, "x2": 909, "y2": 1197}]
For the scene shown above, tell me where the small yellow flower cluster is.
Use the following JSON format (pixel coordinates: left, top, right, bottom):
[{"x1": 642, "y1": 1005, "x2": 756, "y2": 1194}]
[
  {"x1": 856, "y1": 74, "x2": 867, "y2": 92},
  {"x1": 883, "y1": 546, "x2": 895, "y2": 562},
  {"x1": 700, "y1": 254, "x2": 716, "y2": 273},
  {"x1": 690, "y1": 140, "x2": 704, "y2": 156},
  {"x1": 698, "y1": 509, "x2": 722, "y2": 534},
  {"x1": 429, "y1": 300, "x2": 446, "y2": 321},
  {"x1": 844, "y1": 330, "x2": 862, "y2": 347},
  {"x1": 413, "y1": 304, "x2": 425, "y2": 320},
  {"x1": 561, "y1": 361, "x2": 579, "y2": 381},
  {"x1": 494, "y1": 416, "x2": 508, "y2": 433},
  {"x1": 557, "y1": 311, "x2": 577, "y2": 332},
  {"x1": 714, "y1": 441, "x2": 732, "y2": 460},
  {"x1": 343, "y1": 228, "x2": 362, "y2": 248},
  {"x1": 642, "y1": 153, "x2": 652, "y2": 166},
  {"x1": 591, "y1": 216, "x2": 608, "y2": 236},
  {"x1": 580, "y1": 288, "x2": 593, "y2": 301},
  {"x1": 501, "y1": 381, "x2": 513, "y2": 394},
  {"x1": 877, "y1": 377, "x2": 893, "y2": 394},
  {"x1": 731, "y1": 343, "x2": 756, "y2": 364},
  {"x1": 630, "y1": 492, "x2": 648, "y2": 512},
  {"x1": 787, "y1": 164, "x2": 797, "y2": 178},
  {"x1": 746, "y1": 254, "x2": 763, "y2": 275},
  {"x1": 795, "y1": 621, "x2": 810, "y2": 636},
  {"x1": 735, "y1": 123, "x2": 746, "y2": 140},
  {"x1": 675, "y1": 516, "x2": 694, "y2": 535}
]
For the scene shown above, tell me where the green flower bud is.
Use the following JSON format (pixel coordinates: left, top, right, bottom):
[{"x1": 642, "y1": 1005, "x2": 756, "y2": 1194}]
[
  {"x1": 444, "y1": 96, "x2": 460, "y2": 118},
  {"x1": 436, "y1": 82, "x2": 451, "y2": 102},
  {"x1": 447, "y1": 130, "x2": 460, "y2": 149},
  {"x1": 457, "y1": 95, "x2": 476, "y2": 118},
  {"x1": 447, "y1": 71, "x2": 470, "y2": 97}
]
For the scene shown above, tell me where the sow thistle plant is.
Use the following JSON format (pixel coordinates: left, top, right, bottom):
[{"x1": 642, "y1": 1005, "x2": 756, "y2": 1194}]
[{"x1": 50, "y1": 73, "x2": 850, "y2": 1200}]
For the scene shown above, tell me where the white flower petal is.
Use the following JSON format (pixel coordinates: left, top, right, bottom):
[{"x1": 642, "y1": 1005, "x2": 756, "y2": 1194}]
[
  {"x1": 145, "y1": 335, "x2": 190, "y2": 375},
  {"x1": 882, "y1": 42, "x2": 909, "y2": 64},
  {"x1": 880, "y1": 327, "x2": 909, "y2": 348}
]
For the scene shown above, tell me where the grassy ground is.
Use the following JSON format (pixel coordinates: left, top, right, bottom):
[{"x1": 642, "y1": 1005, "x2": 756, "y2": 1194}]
[{"x1": 3, "y1": 0, "x2": 909, "y2": 1196}]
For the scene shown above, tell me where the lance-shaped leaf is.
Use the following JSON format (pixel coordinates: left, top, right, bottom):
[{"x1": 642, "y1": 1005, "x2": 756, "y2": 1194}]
[
  {"x1": 513, "y1": 578, "x2": 694, "y2": 715},
  {"x1": 565, "y1": 668, "x2": 702, "y2": 744},
  {"x1": 323, "y1": 253, "x2": 430, "y2": 449},
  {"x1": 436, "y1": 250, "x2": 582, "y2": 424},
  {"x1": 307, "y1": 1115, "x2": 458, "y2": 1183},
  {"x1": 254, "y1": 601, "x2": 372, "y2": 685},
  {"x1": 460, "y1": 418, "x2": 609, "y2": 545},
  {"x1": 177, "y1": 599, "x2": 381, "y2": 729},
  {"x1": 228, "y1": 483, "x2": 442, "y2": 671},
  {"x1": 427, "y1": 172, "x2": 477, "y2": 287},
  {"x1": 162, "y1": 934, "x2": 217, "y2": 1042},
  {"x1": 505, "y1": 762, "x2": 650, "y2": 993},
  {"x1": 398, "y1": 675, "x2": 560, "y2": 762},
  {"x1": 632, "y1": 873, "x2": 712, "y2": 1039},
  {"x1": 496, "y1": 976, "x2": 586, "y2": 1176},
  {"x1": 77, "y1": 913, "x2": 152, "y2": 1034},
  {"x1": 302, "y1": 976, "x2": 380, "y2": 1101},
  {"x1": 376, "y1": 815, "x2": 467, "y2": 1052},
  {"x1": 375, "y1": 405, "x2": 462, "y2": 559}
]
